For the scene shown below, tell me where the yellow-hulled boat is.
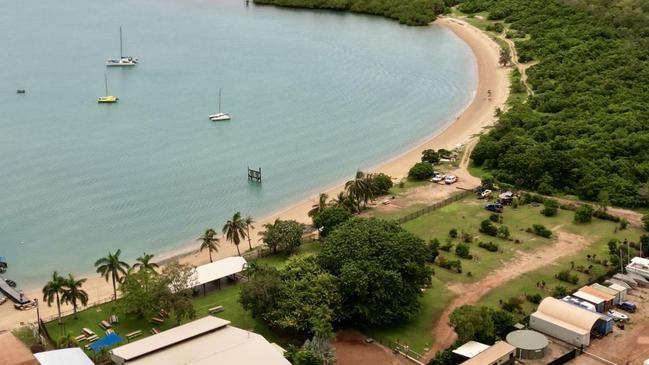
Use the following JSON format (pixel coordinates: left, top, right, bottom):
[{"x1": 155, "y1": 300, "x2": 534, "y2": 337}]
[{"x1": 97, "y1": 95, "x2": 118, "y2": 103}]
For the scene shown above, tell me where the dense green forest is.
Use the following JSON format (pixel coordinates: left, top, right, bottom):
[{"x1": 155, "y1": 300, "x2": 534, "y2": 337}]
[
  {"x1": 466, "y1": 0, "x2": 649, "y2": 207},
  {"x1": 253, "y1": 0, "x2": 455, "y2": 25}
]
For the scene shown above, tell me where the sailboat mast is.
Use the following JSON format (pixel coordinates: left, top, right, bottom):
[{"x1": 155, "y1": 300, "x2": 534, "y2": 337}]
[{"x1": 119, "y1": 26, "x2": 123, "y2": 59}]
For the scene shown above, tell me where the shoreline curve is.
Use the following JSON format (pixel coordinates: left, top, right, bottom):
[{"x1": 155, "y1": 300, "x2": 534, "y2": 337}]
[{"x1": 0, "y1": 16, "x2": 510, "y2": 330}]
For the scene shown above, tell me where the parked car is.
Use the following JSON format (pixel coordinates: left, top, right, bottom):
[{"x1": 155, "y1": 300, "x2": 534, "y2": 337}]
[
  {"x1": 444, "y1": 175, "x2": 458, "y2": 184},
  {"x1": 607, "y1": 309, "x2": 629, "y2": 321},
  {"x1": 431, "y1": 172, "x2": 445, "y2": 183},
  {"x1": 617, "y1": 301, "x2": 637, "y2": 313},
  {"x1": 485, "y1": 203, "x2": 504, "y2": 213},
  {"x1": 478, "y1": 189, "x2": 492, "y2": 199}
]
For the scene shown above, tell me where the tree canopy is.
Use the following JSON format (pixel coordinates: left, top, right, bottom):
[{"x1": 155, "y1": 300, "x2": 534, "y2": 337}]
[{"x1": 318, "y1": 218, "x2": 431, "y2": 325}]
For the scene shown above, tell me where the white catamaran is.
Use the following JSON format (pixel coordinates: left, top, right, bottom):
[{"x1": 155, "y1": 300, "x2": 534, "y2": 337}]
[
  {"x1": 209, "y1": 89, "x2": 231, "y2": 121},
  {"x1": 106, "y1": 27, "x2": 138, "y2": 67}
]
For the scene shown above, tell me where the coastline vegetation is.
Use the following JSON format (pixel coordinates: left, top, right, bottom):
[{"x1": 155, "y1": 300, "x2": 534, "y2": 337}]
[{"x1": 253, "y1": 0, "x2": 456, "y2": 26}]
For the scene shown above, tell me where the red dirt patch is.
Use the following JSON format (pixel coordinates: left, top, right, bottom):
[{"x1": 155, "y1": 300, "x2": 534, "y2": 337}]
[{"x1": 333, "y1": 330, "x2": 411, "y2": 365}]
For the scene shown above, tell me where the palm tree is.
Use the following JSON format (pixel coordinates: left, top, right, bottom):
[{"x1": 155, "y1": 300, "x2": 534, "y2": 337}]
[
  {"x1": 244, "y1": 215, "x2": 255, "y2": 251},
  {"x1": 223, "y1": 212, "x2": 247, "y2": 256},
  {"x1": 58, "y1": 332, "x2": 78, "y2": 349},
  {"x1": 308, "y1": 193, "x2": 329, "y2": 218},
  {"x1": 133, "y1": 252, "x2": 159, "y2": 272},
  {"x1": 198, "y1": 229, "x2": 219, "y2": 263},
  {"x1": 94, "y1": 249, "x2": 130, "y2": 300},
  {"x1": 42, "y1": 271, "x2": 66, "y2": 324},
  {"x1": 345, "y1": 171, "x2": 374, "y2": 208},
  {"x1": 60, "y1": 274, "x2": 88, "y2": 319},
  {"x1": 332, "y1": 191, "x2": 360, "y2": 213}
]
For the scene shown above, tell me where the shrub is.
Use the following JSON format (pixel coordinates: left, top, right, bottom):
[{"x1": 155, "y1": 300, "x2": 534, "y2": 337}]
[
  {"x1": 560, "y1": 203, "x2": 578, "y2": 211},
  {"x1": 438, "y1": 256, "x2": 462, "y2": 273},
  {"x1": 421, "y1": 149, "x2": 440, "y2": 164},
  {"x1": 480, "y1": 220, "x2": 498, "y2": 236},
  {"x1": 461, "y1": 231, "x2": 473, "y2": 243},
  {"x1": 439, "y1": 239, "x2": 453, "y2": 252},
  {"x1": 502, "y1": 297, "x2": 523, "y2": 313},
  {"x1": 489, "y1": 214, "x2": 500, "y2": 223},
  {"x1": 643, "y1": 215, "x2": 649, "y2": 231},
  {"x1": 593, "y1": 210, "x2": 620, "y2": 222},
  {"x1": 541, "y1": 199, "x2": 559, "y2": 217},
  {"x1": 408, "y1": 162, "x2": 434, "y2": 180},
  {"x1": 449, "y1": 228, "x2": 458, "y2": 239},
  {"x1": 370, "y1": 173, "x2": 393, "y2": 195},
  {"x1": 521, "y1": 193, "x2": 544, "y2": 205},
  {"x1": 478, "y1": 241, "x2": 499, "y2": 252},
  {"x1": 556, "y1": 269, "x2": 579, "y2": 284},
  {"x1": 574, "y1": 204, "x2": 594, "y2": 223},
  {"x1": 497, "y1": 225, "x2": 510, "y2": 239},
  {"x1": 553, "y1": 285, "x2": 568, "y2": 298},
  {"x1": 620, "y1": 219, "x2": 629, "y2": 230},
  {"x1": 486, "y1": 22, "x2": 504, "y2": 33},
  {"x1": 427, "y1": 239, "x2": 441, "y2": 264},
  {"x1": 531, "y1": 224, "x2": 552, "y2": 238},
  {"x1": 455, "y1": 243, "x2": 472, "y2": 259},
  {"x1": 526, "y1": 293, "x2": 543, "y2": 304}
]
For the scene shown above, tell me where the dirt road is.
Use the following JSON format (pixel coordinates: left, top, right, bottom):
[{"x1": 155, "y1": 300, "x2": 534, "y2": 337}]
[{"x1": 421, "y1": 231, "x2": 590, "y2": 362}]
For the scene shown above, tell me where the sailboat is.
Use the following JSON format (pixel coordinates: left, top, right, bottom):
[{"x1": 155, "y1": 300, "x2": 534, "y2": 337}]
[
  {"x1": 106, "y1": 27, "x2": 138, "y2": 67},
  {"x1": 209, "y1": 89, "x2": 231, "y2": 121},
  {"x1": 97, "y1": 73, "x2": 118, "y2": 103}
]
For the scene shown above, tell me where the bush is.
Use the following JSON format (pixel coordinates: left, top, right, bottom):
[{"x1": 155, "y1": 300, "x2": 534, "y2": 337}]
[
  {"x1": 408, "y1": 162, "x2": 434, "y2": 180},
  {"x1": 480, "y1": 220, "x2": 498, "y2": 236},
  {"x1": 449, "y1": 228, "x2": 458, "y2": 239},
  {"x1": 555, "y1": 269, "x2": 579, "y2": 285},
  {"x1": 620, "y1": 219, "x2": 629, "y2": 230},
  {"x1": 421, "y1": 149, "x2": 440, "y2": 164},
  {"x1": 593, "y1": 210, "x2": 620, "y2": 222},
  {"x1": 428, "y1": 239, "x2": 440, "y2": 263},
  {"x1": 438, "y1": 256, "x2": 462, "y2": 273},
  {"x1": 574, "y1": 204, "x2": 594, "y2": 223},
  {"x1": 553, "y1": 285, "x2": 568, "y2": 298},
  {"x1": 526, "y1": 293, "x2": 543, "y2": 304},
  {"x1": 486, "y1": 22, "x2": 504, "y2": 33},
  {"x1": 312, "y1": 206, "x2": 352, "y2": 237},
  {"x1": 531, "y1": 224, "x2": 552, "y2": 238},
  {"x1": 502, "y1": 297, "x2": 523, "y2": 313},
  {"x1": 521, "y1": 193, "x2": 544, "y2": 205},
  {"x1": 478, "y1": 241, "x2": 499, "y2": 252},
  {"x1": 440, "y1": 239, "x2": 453, "y2": 252},
  {"x1": 541, "y1": 199, "x2": 559, "y2": 217},
  {"x1": 497, "y1": 225, "x2": 510, "y2": 239},
  {"x1": 489, "y1": 214, "x2": 500, "y2": 223},
  {"x1": 455, "y1": 243, "x2": 472, "y2": 259},
  {"x1": 560, "y1": 203, "x2": 578, "y2": 211},
  {"x1": 461, "y1": 231, "x2": 473, "y2": 243},
  {"x1": 370, "y1": 173, "x2": 393, "y2": 195}
]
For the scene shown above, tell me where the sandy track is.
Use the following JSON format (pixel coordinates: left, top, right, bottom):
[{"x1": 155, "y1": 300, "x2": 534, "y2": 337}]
[{"x1": 422, "y1": 231, "x2": 590, "y2": 362}]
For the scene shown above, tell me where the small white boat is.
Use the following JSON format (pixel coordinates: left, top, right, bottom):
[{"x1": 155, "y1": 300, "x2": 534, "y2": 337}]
[
  {"x1": 106, "y1": 27, "x2": 138, "y2": 67},
  {"x1": 209, "y1": 89, "x2": 231, "y2": 121}
]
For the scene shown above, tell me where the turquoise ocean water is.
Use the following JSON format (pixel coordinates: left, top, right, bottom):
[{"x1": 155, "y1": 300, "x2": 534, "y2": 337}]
[{"x1": 0, "y1": 0, "x2": 476, "y2": 288}]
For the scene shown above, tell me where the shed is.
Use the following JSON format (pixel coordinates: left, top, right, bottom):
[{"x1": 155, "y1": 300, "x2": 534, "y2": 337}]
[
  {"x1": 529, "y1": 297, "x2": 601, "y2": 346},
  {"x1": 572, "y1": 290, "x2": 606, "y2": 313},
  {"x1": 452, "y1": 341, "x2": 490, "y2": 359},
  {"x1": 606, "y1": 279, "x2": 631, "y2": 290},
  {"x1": 460, "y1": 341, "x2": 515, "y2": 365},
  {"x1": 506, "y1": 330, "x2": 548, "y2": 360},
  {"x1": 608, "y1": 283, "x2": 628, "y2": 301},
  {"x1": 613, "y1": 274, "x2": 638, "y2": 287},
  {"x1": 579, "y1": 286, "x2": 614, "y2": 310},
  {"x1": 590, "y1": 283, "x2": 621, "y2": 304}
]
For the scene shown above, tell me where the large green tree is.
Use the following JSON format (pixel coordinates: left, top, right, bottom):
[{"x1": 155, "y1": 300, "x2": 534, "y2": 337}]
[
  {"x1": 318, "y1": 218, "x2": 431, "y2": 325},
  {"x1": 312, "y1": 206, "x2": 352, "y2": 237},
  {"x1": 94, "y1": 249, "x2": 130, "y2": 300},
  {"x1": 259, "y1": 219, "x2": 304, "y2": 254}
]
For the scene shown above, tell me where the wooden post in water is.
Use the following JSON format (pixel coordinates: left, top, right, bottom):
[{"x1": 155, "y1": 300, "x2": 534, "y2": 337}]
[{"x1": 248, "y1": 167, "x2": 262, "y2": 183}]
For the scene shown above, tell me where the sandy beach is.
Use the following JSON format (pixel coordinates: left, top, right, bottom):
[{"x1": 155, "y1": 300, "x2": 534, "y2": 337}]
[{"x1": 0, "y1": 17, "x2": 509, "y2": 330}]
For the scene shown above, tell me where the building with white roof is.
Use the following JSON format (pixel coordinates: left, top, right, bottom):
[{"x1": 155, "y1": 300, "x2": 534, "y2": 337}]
[
  {"x1": 34, "y1": 348, "x2": 93, "y2": 365},
  {"x1": 110, "y1": 316, "x2": 289, "y2": 365}
]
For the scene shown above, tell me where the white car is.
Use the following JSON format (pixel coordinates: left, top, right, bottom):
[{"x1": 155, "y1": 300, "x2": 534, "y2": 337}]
[
  {"x1": 479, "y1": 189, "x2": 492, "y2": 199},
  {"x1": 607, "y1": 309, "x2": 629, "y2": 321},
  {"x1": 431, "y1": 173, "x2": 445, "y2": 183},
  {"x1": 444, "y1": 175, "x2": 458, "y2": 184}
]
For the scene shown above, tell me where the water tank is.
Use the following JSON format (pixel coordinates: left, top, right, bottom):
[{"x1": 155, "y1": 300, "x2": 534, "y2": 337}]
[{"x1": 506, "y1": 330, "x2": 549, "y2": 360}]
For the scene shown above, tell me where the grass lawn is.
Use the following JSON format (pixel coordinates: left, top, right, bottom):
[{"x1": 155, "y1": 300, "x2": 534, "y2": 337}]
[
  {"x1": 364, "y1": 277, "x2": 454, "y2": 355},
  {"x1": 402, "y1": 197, "x2": 556, "y2": 283}
]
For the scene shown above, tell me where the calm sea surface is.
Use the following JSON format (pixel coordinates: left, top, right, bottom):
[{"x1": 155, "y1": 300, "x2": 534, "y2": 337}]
[{"x1": 0, "y1": 0, "x2": 476, "y2": 288}]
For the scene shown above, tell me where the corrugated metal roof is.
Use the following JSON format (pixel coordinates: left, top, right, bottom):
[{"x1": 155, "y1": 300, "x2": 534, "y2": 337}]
[
  {"x1": 111, "y1": 316, "x2": 230, "y2": 361},
  {"x1": 590, "y1": 284, "x2": 618, "y2": 297},
  {"x1": 536, "y1": 297, "x2": 601, "y2": 331},
  {"x1": 572, "y1": 290, "x2": 605, "y2": 305},
  {"x1": 452, "y1": 341, "x2": 490, "y2": 358},
  {"x1": 34, "y1": 348, "x2": 94, "y2": 365},
  {"x1": 608, "y1": 283, "x2": 627, "y2": 292},
  {"x1": 580, "y1": 286, "x2": 614, "y2": 302},
  {"x1": 192, "y1": 256, "x2": 247, "y2": 286},
  {"x1": 460, "y1": 341, "x2": 515, "y2": 365}
]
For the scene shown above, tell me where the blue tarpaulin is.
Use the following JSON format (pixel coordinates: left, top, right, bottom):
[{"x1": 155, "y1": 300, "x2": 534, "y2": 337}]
[{"x1": 89, "y1": 333, "x2": 123, "y2": 352}]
